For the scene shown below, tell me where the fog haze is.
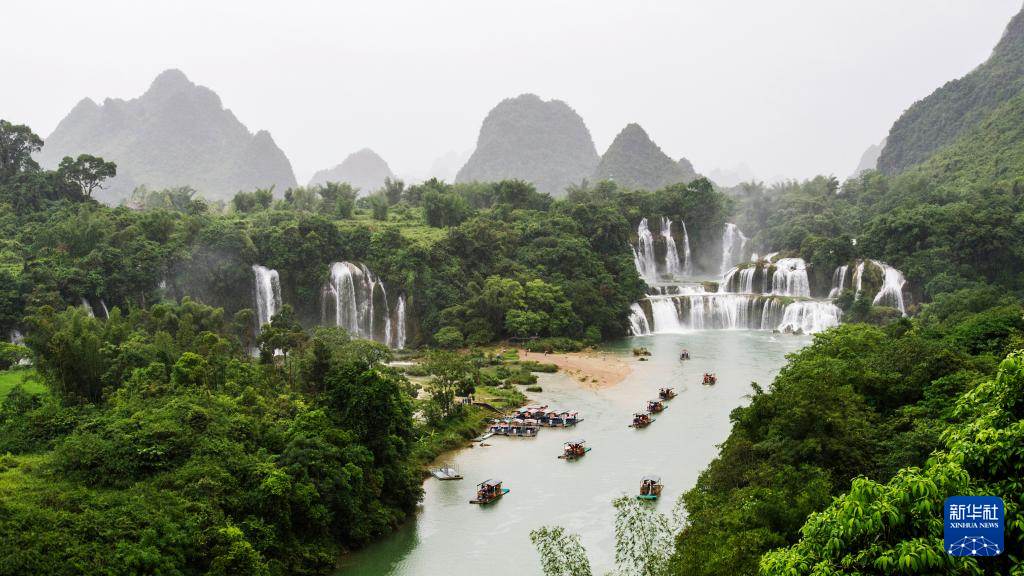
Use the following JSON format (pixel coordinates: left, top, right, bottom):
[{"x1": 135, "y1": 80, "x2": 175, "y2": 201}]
[{"x1": 3, "y1": 0, "x2": 1020, "y2": 184}]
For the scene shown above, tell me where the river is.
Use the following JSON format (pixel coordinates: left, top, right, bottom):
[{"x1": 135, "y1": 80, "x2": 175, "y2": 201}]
[{"x1": 339, "y1": 330, "x2": 810, "y2": 575}]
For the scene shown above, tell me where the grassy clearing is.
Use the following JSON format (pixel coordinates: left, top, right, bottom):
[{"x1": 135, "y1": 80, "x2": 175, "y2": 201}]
[{"x1": 0, "y1": 369, "x2": 45, "y2": 401}]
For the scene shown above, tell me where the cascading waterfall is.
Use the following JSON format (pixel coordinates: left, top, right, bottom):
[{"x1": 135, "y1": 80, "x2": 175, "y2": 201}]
[
  {"x1": 628, "y1": 291, "x2": 839, "y2": 334},
  {"x1": 100, "y1": 300, "x2": 109, "y2": 319},
  {"x1": 660, "y1": 217, "x2": 682, "y2": 278},
  {"x1": 721, "y1": 266, "x2": 759, "y2": 293},
  {"x1": 680, "y1": 221, "x2": 693, "y2": 277},
  {"x1": 778, "y1": 301, "x2": 843, "y2": 334},
  {"x1": 633, "y1": 218, "x2": 658, "y2": 284},
  {"x1": 634, "y1": 217, "x2": 695, "y2": 284},
  {"x1": 629, "y1": 250, "x2": 908, "y2": 336},
  {"x1": 628, "y1": 286, "x2": 841, "y2": 335},
  {"x1": 720, "y1": 223, "x2": 748, "y2": 275},
  {"x1": 628, "y1": 302, "x2": 651, "y2": 335},
  {"x1": 252, "y1": 265, "x2": 283, "y2": 330},
  {"x1": 852, "y1": 261, "x2": 866, "y2": 295},
  {"x1": 80, "y1": 298, "x2": 95, "y2": 317},
  {"x1": 831, "y1": 260, "x2": 908, "y2": 315},
  {"x1": 9, "y1": 330, "x2": 24, "y2": 344},
  {"x1": 322, "y1": 261, "x2": 407, "y2": 347},
  {"x1": 872, "y1": 261, "x2": 907, "y2": 316},
  {"x1": 770, "y1": 258, "x2": 810, "y2": 297},
  {"x1": 392, "y1": 295, "x2": 407, "y2": 349},
  {"x1": 828, "y1": 265, "x2": 849, "y2": 298}
]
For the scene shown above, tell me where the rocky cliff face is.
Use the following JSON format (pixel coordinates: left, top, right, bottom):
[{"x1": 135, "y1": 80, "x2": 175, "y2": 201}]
[
  {"x1": 852, "y1": 138, "x2": 886, "y2": 177},
  {"x1": 39, "y1": 69, "x2": 297, "y2": 203},
  {"x1": 877, "y1": 6, "x2": 1024, "y2": 174},
  {"x1": 455, "y1": 94, "x2": 599, "y2": 196},
  {"x1": 592, "y1": 123, "x2": 693, "y2": 190},
  {"x1": 308, "y1": 148, "x2": 395, "y2": 194}
]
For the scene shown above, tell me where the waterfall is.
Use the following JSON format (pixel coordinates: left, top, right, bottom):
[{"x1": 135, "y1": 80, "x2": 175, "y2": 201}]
[
  {"x1": 770, "y1": 258, "x2": 810, "y2": 297},
  {"x1": 660, "y1": 217, "x2": 682, "y2": 279},
  {"x1": 628, "y1": 302, "x2": 651, "y2": 335},
  {"x1": 629, "y1": 293, "x2": 841, "y2": 335},
  {"x1": 872, "y1": 261, "x2": 907, "y2": 316},
  {"x1": 392, "y1": 295, "x2": 407, "y2": 349},
  {"x1": 377, "y1": 281, "x2": 394, "y2": 346},
  {"x1": 720, "y1": 223, "x2": 748, "y2": 275},
  {"x1": 778, "y1": 301, "x2": 843, "y2": 334},
  {"x1": 9, "y1": 330, "x2": 24, "y2": 344},
  {"x1": 323, "y1": 261, "x2": 400, "y2": 345},
  {"x1": 844, "y1": 259, "x2": 908, "y2": 314},
  {"x1": 80, "y1": 298, "x2": 95, "y2": 317},
  {"x1": 828, "y1": 265, "x2": 849, "y2": 298},
  {"x1": 720, "y1": 262, "x2": 770, "y2": 293},
  {"x1": 100, "y1": 300, "x2": 110, "y2": 319},
  {"x1": 252, "y1": 265, "x2": 283, "y2": 331},
  {"x1": 634, "y1": 218, "x2": 658, "y2": 284},
  {"x1": 721, "y1": 266, "x2": 759, "y2": 293},
  {"x1": 680, "y1": 221, "x2": 693, "y2": 277},
  {"x1": 852, "y1": 261, "x2": 866, "y2": 295}
]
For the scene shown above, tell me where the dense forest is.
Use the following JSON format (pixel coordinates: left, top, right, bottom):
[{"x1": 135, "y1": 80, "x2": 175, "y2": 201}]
[
  {"x1": 5, "y1": 8, "x2": 1024, "y2": 571},
  {"x1": 0, "y1": 118, "x2": 734, "y2": 574}
]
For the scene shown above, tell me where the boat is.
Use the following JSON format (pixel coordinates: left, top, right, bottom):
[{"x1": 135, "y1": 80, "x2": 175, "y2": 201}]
[
  {"x1": 658, "y1": 387, "x2": 677, "y2": 400},
  {"x1": 430, "y1": 463, "x2": 463, "y2": 480},
  {"x1": 514, "y1": 405, "x2": 548, "y2": 419},
  {"x1": 519, "y1": 419, "x2": 539, "y2": 437},
  {"x1": 629, "y1": 412, "x2": 654, "y2": 428},
  {"x1": 489, "y1": 420, "x2": 511, "y2": 435},
  {"x1": 469, "y1": 479, "x2": 510, "y2": 504},
  {"x1": 702, "y1": 373, "x2": 717, "y2": 385},
  {"x1": 472, "y1": 432, "x2": 494, "y2": 442},
  {"x1": 638, "y1": 474, "x2": 664, "y2": 500},
  {"x1": 540, "y1": 409, "x2": 582, "y2": 427},
  {"x1": 647, "y1": 399, "x2": 667, "y2": 413},
  {"x1": 557, "y1": 439, "x2": 591, "y2": 460}
]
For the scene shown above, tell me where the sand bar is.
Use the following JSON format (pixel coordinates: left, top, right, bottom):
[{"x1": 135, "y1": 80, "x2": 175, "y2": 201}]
[{"x1": 518, "y1": 348, "x2": 632, "y2": 389}]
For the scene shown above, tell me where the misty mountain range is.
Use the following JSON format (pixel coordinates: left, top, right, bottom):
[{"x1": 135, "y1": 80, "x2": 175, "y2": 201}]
[
  {"x1": 38, "y1": 69, "x2": 297, "y2": 204},
  {"x1": 35, "y1": 72, "x2": 716, "y2": 203},
  {"x1": 308, "y1": 148, "x2": 395, "y2": 194}
]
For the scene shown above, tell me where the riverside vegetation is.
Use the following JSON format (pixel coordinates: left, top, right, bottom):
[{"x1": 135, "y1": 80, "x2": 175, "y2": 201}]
[{"x1": 5, "y1": 11, "x2": 1024, "y2": 570}]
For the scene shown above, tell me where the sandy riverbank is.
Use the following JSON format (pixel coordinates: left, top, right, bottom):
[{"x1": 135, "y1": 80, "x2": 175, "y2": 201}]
[{"x1": 518, "y1": 348, "x2": 633, "y2": 389}]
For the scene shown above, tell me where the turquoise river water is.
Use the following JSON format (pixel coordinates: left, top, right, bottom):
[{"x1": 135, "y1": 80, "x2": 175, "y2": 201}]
[{"x1": 339, "y1": 331, "x2": 810, "y2": 575}]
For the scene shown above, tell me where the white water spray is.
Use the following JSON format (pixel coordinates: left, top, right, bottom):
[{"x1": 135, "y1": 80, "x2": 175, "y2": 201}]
[
  {"x1": 252, "y1": 265, "x2": 283, "y2": 331},
  {"x1": 720, "y1": 223, "x2": 748, "y2": 275},
  {"x1": 828, "y1": 265, "x2": 849, "y2": 298},
  {"x1": 680, "y1": 221, "x2": 693, "y2": 277},
  {"x1": 660, "y1": 217, "x2": 682, "y2": 279}
]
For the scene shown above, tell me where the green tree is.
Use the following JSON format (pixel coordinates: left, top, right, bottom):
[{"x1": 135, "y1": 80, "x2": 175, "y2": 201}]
[
  {"x1": 58, "y1": 154, "x2": 117, "y2": 197},
  {"x1": 368, "y1": 192, "x2": 389, "y2": 220},
  {"x1": 231, "y1": 187, "x2": 273, "y2": 213},
  {"x1": 529, "y1": 527, "x2": 592, "y2": 576},
  {"x1": 383, "y1": 176, "x2": 405, "y2": 205},
  {"x1": 0, "y1": 120, "x2": 43, "y2": 182},
  {"x1": 433, "y1": 326, "x2": 464, "y2": 348}
]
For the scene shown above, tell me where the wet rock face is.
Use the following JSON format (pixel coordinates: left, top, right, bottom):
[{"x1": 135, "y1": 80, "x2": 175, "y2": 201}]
[
  {"x1": 39, "y1": 69, "x2": 297, "y2": 204},
  {"x1": 456, "y1": 93, "x2": 599, "y2": 197}
]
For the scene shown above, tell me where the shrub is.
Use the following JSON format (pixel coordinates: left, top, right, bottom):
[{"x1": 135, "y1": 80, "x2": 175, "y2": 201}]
[{"x1": 433, "y1": 327, "x2": 464, "y2": 348}]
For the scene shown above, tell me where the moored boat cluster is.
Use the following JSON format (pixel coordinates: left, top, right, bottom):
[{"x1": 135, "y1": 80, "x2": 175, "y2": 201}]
[{"x1": 488, "y1": 404, "x2": 582, "y2": 437}]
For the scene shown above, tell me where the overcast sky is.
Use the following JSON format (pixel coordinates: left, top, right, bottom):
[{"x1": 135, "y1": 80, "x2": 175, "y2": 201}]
[{"x1": 4, "y1": 1, "x2": 1021, "y2": 184}]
